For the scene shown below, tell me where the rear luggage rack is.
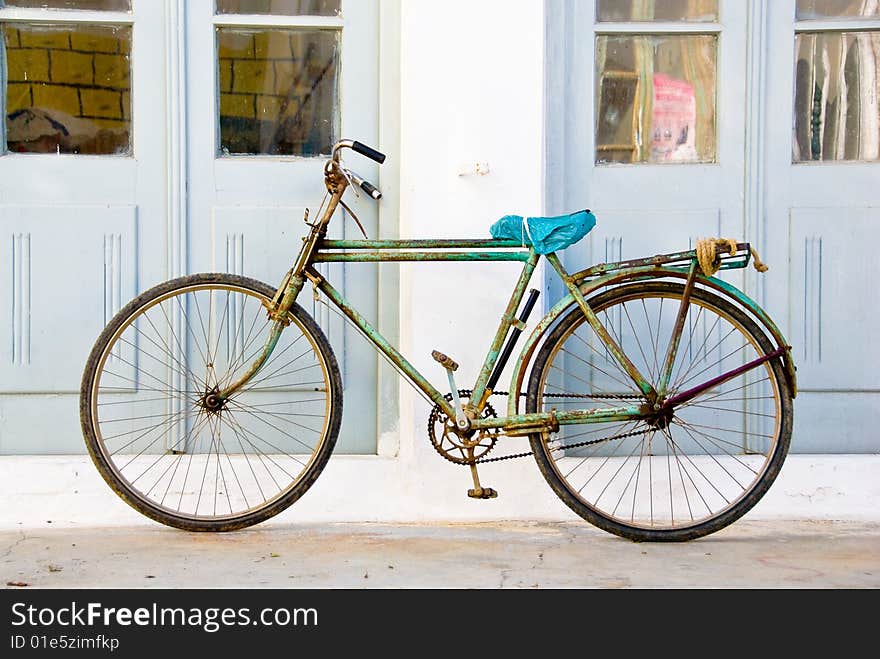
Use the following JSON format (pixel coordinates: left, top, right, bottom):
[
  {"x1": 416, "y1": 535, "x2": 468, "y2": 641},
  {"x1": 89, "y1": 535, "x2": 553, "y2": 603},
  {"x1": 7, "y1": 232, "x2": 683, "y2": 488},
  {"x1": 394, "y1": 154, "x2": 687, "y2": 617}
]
[{"x1": 569, "y1": 242, "x2": 753, "y2": 281}]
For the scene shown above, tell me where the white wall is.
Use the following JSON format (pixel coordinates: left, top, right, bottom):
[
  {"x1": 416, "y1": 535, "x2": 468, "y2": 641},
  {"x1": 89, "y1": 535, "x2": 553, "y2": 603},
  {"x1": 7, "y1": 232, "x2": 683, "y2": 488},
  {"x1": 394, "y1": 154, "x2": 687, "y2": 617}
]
[{"x1": 390, "y1": 0, "x2": 559, "y2": 518}]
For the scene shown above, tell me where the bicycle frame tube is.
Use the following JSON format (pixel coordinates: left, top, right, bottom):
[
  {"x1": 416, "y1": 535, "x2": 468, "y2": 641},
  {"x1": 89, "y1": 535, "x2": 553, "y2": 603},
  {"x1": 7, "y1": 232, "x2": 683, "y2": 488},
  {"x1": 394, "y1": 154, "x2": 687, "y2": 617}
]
[
  {"x1": 308, "y1": 243, "x2": 657, "y2": 426},
  {"x1": 545, "y1": 253, "x2": 657, "y2": 401},
  {"x1": 312, "y1": 267, "x2": 451, "y2": 414},
  {"x1": 304, "y1": 246, "x2": 540, "y2": 421},
  {"x1": 470, "y1": 403, "x2": 645, "y2": 430},
  {"x1": 306, "y1": 264, "x2": 647, "y2": 433},
  {"x1": 468, "y1": 251, "x2": 539, "y2": 411},
  {"x1": 505, "y1": 264, "x2": 797, "y2": 419},
  {"x1": 657, "y1": 260, "x2": 698, "y2": 396},
  {"x1": 314, "y1": 239, "x2": 534, "y2": 262},
  {"x1": 217, "y1": 167, "x2": 349, "y2": 400}
]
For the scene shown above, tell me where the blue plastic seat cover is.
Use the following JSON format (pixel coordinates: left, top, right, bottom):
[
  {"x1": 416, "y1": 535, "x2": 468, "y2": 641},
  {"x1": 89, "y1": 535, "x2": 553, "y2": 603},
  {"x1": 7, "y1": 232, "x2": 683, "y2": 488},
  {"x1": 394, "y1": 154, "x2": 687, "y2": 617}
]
[{"x1": 489, "y1": 210, "x2": 596, "y2": 255}]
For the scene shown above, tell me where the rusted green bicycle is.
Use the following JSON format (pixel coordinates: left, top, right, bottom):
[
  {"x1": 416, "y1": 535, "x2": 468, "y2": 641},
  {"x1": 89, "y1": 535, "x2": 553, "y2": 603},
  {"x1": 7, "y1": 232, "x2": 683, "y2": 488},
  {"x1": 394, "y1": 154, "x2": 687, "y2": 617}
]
[{"x1": 80, "y1": 139, "x2": 796, "y2": 542}]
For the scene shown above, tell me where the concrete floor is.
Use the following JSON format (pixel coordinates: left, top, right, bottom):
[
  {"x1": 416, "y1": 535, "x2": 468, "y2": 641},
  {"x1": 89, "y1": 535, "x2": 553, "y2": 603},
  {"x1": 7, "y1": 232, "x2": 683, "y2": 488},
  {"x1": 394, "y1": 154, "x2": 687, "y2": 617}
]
[{"x1": 2, "y1": 519, "x2": 878, "y2": 589}]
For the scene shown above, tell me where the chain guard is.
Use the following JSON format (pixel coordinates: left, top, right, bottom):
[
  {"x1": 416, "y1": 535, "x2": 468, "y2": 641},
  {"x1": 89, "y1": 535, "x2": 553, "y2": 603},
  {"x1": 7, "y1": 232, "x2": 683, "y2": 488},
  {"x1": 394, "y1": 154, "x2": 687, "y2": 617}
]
[
  {"x1": 427, "y1": 389, "x2": 648, "y2": 466},
  {"x1": 427, "y1": 391, "x2": 499, "y2": 465}
]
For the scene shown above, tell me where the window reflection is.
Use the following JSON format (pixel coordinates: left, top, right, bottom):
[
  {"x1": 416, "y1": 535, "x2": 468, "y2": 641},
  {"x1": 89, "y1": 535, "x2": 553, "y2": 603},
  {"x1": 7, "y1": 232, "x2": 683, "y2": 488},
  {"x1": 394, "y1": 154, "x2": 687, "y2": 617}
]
[
  {"x1": 216, "y1": 0, "x2": 340, "y2": 16},
  {"x1": 1, "y1": 1, "x2": 131, "y2": 10},
  {"x1": 796, "y1": 0, "x2": 880, "y2": 19},
  {"x1": 597, "y1": 0, "x2": 718, "y2": 22},
  {"x1": 3, "y1": 23, "x2": 131, "y2": 155},
  {"x1": 217, "y1": 27, "x2": 339, "y2": 156},
  {"x1": 596, "y1": 34, "x2": 717, "y2": 164},
  {"x1": 794, "y1": 31, "x2": 880, "y2": 162}
]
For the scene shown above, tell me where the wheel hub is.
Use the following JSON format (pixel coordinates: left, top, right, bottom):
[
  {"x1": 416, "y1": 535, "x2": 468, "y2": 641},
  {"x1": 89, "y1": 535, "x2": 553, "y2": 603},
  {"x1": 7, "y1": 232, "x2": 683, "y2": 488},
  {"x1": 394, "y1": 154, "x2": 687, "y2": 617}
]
[
  {"x1": 646, "y1": 399, "x2": 674, "y2": 430},
  {"x1": 200, "y1": 390, "x2": 227, "y2": 414}
]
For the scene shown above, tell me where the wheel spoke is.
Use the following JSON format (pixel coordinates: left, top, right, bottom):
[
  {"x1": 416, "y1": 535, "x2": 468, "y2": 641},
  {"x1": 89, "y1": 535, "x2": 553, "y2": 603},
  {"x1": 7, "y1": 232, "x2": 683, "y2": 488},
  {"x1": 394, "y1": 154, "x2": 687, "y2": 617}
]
[
  {"x1": 84, "y1": 279, "x2": 339, "y2": 528},
  {"x1": 529, "y1": 284, "x2": 790, "y2": 539}
]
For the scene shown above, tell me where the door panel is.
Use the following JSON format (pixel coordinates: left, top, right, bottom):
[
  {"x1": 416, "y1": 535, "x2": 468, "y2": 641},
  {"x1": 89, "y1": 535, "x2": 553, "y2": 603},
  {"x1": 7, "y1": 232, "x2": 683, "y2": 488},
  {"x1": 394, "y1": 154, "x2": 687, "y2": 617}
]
[
  {"x1": 551, "y1": 0, "x2": 747, "y2": 283},
  {"x1": 0, "y1": 205, "x2": 137, "y2": 393},
  {"x1": 186, "y1": 0, "x2": 380, "y2": 453},
  {"x1": 551, "y1": 0, "x2": 747, "y2": 320},
  {"x1": 0, "y1": 1, "x2": 165, "y2": 454},
  {"x1": 551, "y1": 0, "x2": 878, "y2": 454},
  {"x1": 765, "y1": 0, "x2": 879, "y2": 451},
  {"x1": 0, "y1": 0, "x2": 381, "y2": 455},
  {"x1": 788, "y1": 207, "x2": 878, "y2": 390}
]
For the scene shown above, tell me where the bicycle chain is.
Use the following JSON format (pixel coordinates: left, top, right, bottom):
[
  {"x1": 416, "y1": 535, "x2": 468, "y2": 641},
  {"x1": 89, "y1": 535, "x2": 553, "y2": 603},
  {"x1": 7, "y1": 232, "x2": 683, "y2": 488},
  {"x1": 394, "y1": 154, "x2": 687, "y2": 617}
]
[
  {"x1": 427, "y1": 389, "x2": 649, "y2": 465},
  {"x1": 474, "y1": 427, "x2": 652, "y2": 464}
]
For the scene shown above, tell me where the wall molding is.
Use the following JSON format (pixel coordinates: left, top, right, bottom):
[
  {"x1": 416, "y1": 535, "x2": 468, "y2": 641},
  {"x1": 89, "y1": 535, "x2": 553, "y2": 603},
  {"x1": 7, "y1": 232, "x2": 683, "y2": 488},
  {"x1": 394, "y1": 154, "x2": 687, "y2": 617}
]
[
  {"x1": 165, "y1": 0, "x2": 188, "y2": 282},
  {"x1": 11, "y1": 232, "x2": 31, "y2": 366},
  {"x1": 745, "y1": 0, "x2": 770, "y2": 306}
]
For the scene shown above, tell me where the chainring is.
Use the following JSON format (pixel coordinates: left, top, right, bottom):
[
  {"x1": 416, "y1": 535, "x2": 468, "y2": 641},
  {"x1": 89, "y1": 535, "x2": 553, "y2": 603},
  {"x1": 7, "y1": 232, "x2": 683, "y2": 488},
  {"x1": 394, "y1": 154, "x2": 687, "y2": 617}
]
[{"x1": 427, "y1": 390, "x2": 499, "y2": 465}]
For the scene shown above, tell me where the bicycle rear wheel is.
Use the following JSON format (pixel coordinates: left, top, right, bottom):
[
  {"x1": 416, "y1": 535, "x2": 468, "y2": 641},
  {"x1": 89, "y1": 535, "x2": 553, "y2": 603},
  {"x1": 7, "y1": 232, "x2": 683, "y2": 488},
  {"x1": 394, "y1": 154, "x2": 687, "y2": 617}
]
[
  {"x1": 80, "y1": 273, "x2": 342, "y2": 531},
  {"x1": 526, "y1": 281, "x2": 793, "y2": 542}
]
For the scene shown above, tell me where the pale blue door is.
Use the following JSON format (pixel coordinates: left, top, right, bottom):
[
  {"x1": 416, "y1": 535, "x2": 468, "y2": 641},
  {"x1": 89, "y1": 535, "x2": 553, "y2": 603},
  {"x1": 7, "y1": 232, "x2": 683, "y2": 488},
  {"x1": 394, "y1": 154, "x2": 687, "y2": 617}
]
[
  {"x1": 763, "y1": 0, "x2": 880, "y2": 452},
  {"x1": 549, "y1": 0, "x2": 879, "y2": 454},
  {"x1": 183, "y1": 0, "x2": 381, "y2": 454},
  {"x1": 0, "y1": 0, "x2": 166, "y2": 453}
]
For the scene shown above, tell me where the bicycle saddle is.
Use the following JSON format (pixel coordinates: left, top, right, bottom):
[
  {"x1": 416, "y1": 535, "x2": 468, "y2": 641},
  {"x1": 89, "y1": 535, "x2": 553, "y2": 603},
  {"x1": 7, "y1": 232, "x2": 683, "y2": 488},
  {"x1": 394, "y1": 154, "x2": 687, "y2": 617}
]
[{"x1": 489, "y1": 209, "x2": 596, "y2": 254}]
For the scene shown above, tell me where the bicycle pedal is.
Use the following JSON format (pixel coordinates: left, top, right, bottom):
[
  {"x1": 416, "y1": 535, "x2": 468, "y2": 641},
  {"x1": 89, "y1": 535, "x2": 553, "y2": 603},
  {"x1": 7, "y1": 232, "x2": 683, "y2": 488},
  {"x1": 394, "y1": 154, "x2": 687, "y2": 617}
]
[
  {"x1": 431, "y1": 350, "x2": 459, "y2": 372},
  {"x1": 467, "y1": 487, "x2": 498, "y2": 500}
]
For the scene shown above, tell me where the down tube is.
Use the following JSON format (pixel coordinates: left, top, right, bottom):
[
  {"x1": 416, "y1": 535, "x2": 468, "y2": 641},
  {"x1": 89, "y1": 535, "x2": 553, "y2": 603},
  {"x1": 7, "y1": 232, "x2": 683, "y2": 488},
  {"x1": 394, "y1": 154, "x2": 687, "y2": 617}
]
[{"x1": 314, "y1": 272, "x2": 456, "y2": 417}]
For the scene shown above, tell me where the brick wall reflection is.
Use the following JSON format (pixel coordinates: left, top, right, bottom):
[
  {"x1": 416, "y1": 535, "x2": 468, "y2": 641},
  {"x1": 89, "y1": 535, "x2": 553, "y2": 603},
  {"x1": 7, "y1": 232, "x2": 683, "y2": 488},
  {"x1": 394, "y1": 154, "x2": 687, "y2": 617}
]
[
  {"x1": 4, "y1": 24, "x2": 131, "y2": 155},
  {"x1": 217, "y1": 28, "x2": 338, "y2": 156}
]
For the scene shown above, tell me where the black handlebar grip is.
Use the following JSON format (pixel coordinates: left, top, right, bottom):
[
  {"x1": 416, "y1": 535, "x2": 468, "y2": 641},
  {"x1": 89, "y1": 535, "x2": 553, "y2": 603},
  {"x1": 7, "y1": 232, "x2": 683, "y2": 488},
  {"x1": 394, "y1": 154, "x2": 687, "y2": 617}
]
[
  {"x1": 352, "y1": 141, "x2": 386, "y2": 164},
  {"x1": 360, "y1": 180, "x2": 382, "y2": 200}
]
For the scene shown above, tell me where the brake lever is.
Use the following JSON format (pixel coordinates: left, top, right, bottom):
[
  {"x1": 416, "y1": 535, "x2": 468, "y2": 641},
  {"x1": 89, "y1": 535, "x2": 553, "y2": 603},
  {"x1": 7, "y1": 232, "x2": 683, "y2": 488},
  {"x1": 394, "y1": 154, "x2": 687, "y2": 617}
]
[
  {"x1": 342, "y1": 167, "x2": 382, "y2": 201},
  {"x1": 339, "y1": 199, "x2": 369, "y2": 240}
]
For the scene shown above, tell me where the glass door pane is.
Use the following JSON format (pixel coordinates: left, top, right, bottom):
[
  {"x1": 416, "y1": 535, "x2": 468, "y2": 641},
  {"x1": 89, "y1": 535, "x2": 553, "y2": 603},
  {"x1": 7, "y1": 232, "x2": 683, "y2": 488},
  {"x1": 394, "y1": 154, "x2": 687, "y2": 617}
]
[
  {"x1": 216, "y1": 26, "x2": 339, "y2": 156},
  {"x1": 216, "y1": 0, "x2": 340, "y2": 16},
  {"x1": 2, "y1": 1, "x2": 131, "y2": 10}
]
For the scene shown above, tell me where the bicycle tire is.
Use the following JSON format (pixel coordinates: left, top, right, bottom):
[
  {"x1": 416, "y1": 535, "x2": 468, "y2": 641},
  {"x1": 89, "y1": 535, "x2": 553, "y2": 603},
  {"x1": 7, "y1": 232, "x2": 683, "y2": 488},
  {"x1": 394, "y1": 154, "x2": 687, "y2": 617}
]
[
  {"x1": 526, "y1": 281, "x2": 793, "y2": 542},
  {"x1": 80, "y1": 273, "x2": 343, "y2": 531}
]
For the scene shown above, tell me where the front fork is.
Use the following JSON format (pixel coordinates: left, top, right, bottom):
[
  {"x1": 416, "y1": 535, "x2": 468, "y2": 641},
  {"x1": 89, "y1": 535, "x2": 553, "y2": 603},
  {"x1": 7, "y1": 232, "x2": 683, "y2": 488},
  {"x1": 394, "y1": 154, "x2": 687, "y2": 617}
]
[
  {"x1": 217, "y1": 169, "x2": 348, "y2": 401},
  {"x1": 215, "y1": 269, "x2": 306, "y2": 401}
]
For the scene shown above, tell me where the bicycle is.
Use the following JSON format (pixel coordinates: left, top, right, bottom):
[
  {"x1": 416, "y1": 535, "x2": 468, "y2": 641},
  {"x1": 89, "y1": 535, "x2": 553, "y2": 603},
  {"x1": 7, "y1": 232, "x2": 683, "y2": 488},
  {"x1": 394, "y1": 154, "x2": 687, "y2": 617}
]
[{"x1": 79, "y1": 139, "x2": 796, "y2": 542}]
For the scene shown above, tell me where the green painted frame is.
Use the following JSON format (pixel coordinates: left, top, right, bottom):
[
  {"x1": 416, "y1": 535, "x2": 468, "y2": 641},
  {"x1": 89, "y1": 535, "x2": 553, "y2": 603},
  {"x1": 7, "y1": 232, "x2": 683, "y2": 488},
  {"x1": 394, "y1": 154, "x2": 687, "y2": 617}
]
[
  {"x1": 216, "y1": 162, "x2": 796, "y2": 437},
  {"x1": 310, "y1": 240, "x2": 655, "y2": 430}
]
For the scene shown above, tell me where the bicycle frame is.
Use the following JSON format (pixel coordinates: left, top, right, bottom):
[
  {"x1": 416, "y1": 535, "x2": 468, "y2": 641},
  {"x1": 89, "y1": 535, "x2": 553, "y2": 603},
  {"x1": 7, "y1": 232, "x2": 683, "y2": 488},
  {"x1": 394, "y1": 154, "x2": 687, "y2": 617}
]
[
  {"x1": 217, "y1": 157, "x2": 796, "y2": 437},
  {"x1": 309, "y1": 242, "x2": 653, "y2": 433}
]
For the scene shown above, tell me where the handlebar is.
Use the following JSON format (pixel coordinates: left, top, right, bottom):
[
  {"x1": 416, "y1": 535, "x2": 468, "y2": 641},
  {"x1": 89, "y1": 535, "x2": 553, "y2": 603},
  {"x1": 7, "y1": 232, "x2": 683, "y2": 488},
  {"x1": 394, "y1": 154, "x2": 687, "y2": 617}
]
[
  {"x1": 352, "y1": 141, "x2": 386, "y2": 164},
  {"x1": 331, "y1": 139, "x2": 385, "y2": 201},
  {"x1": 332, "y1": 139, "x2": 386, "y2": 165}
]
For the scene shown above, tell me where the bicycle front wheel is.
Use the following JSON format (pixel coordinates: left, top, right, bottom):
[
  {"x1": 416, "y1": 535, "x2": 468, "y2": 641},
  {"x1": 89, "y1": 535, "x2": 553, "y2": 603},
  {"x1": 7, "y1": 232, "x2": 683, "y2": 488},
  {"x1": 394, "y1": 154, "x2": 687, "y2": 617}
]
[
  {"x1": 80, "y1": 273, "x2": 342, "y2": 531},
  {"x1": 526, "y1": 281, "x2": 793, "y2": 542}
]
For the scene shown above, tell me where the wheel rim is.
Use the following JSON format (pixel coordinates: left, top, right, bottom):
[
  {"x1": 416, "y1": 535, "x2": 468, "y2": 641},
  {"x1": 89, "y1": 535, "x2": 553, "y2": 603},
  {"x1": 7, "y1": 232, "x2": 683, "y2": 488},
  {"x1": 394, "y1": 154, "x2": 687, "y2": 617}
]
[
  {"x1": 89, "y1": 282, "x2": 334, "y2": 523},
  {"x1": 536, "y1": 288, "x2": 784, "y2": 533}
]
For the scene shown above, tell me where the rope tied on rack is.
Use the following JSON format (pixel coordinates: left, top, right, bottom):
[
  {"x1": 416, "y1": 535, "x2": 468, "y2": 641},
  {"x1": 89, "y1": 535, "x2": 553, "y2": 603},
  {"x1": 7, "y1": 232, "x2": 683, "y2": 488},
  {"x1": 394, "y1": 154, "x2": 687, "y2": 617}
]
[{"x1": 695, "y1": 238, "x2": 769, "y2": 276}]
